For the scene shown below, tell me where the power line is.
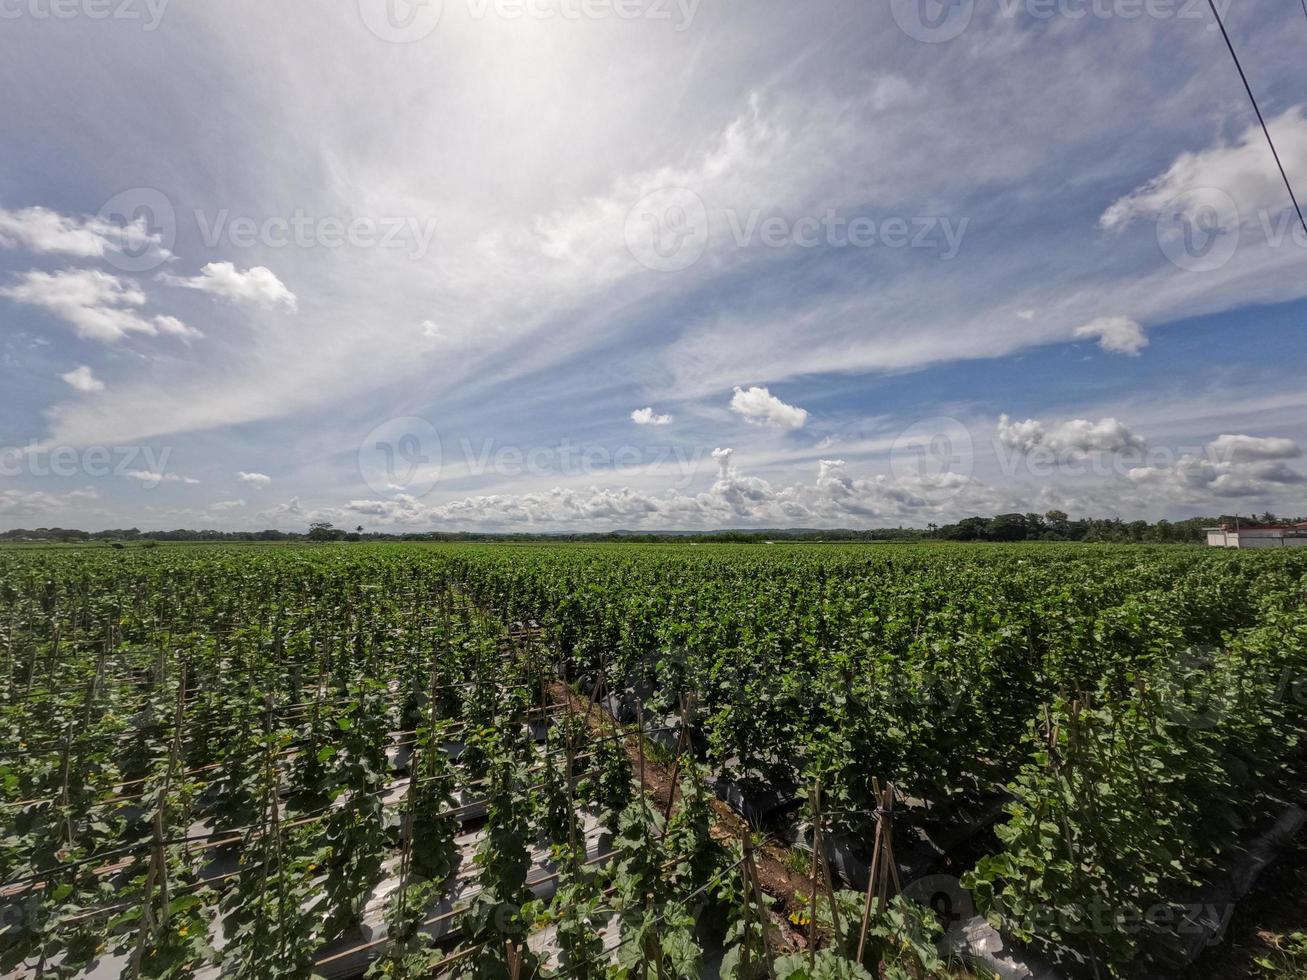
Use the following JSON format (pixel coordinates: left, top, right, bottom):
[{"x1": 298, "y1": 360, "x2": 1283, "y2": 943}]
[{"x1": 1205, "y1": 0, "x2": 1307, "y2": 238}]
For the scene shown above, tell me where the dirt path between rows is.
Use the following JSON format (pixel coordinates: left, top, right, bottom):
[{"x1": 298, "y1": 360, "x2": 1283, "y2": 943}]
[
  {"x1": 490, "y1": 616, "x2": 813, "y2": 956},
  {"x1": 543, "y1": 676, "x2": 811, "y2": 951}
]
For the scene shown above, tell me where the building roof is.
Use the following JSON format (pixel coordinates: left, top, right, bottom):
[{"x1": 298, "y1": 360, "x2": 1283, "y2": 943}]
[{"x1": 1217, "y1": 522, "x2": 1307, "y2": 532}]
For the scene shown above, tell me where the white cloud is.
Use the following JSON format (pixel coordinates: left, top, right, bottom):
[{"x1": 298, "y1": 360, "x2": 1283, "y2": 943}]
[
  {"x1": 1128, "y1": 456, "x2": 1304, "y2": 499},
  {"x1": 0, "y1": 205, "x2": 171, "y2": 264},
  {"x1": 257, "y1": 496, "x2": 312, "y2": 523},
  {"x1": 161, "y1": 262, "x2": 297, "y2": 311},
  {"x1": 1207, "y1": 434, "x2": 1301, "y2": 463},
  {"x1": 630, "y1": 407, "x2": 673, "y2": 426},
  {"x1": 60, "y1": 365, "x2": 104, "y2": 392},
  {"x1": 997, "y1": 414, "x2": 1146, "y2": 455},
  {"x1": 124, "y1": 470, "x2": 200, "y2": 486},
  {"x1": 209, "y1": 499, "x2": 246, "y2": 511},
  {"x1": 331, "y1": 450, "x2": 1001, "y2": 532},
  {"x1": 0, "y1": 487, "x2": 99, "y2": 516},
  {"x1": 252, "y1": 421, "x2": 1307, "y2": 532},
  {"x1": 1100, "y1": 108, "x2": 1307, "y2": 233},
  {"x1": 0, "y1": 269, "x2": 200, "y2": 342},
  {"x1": 1073, "y1": 316, "x2": 1148, "y2": 356},
  {"x1": 238, "y1": 471, "x2": 272, "y2": 487},
  {"x1": 152, "y1": 315, "x2": 196, "y2": 337},
  {"x1": 730, "y1": 386, "x2": 808, "y2": 429},
  {"x1": 1016, "y1": 310, "x2": 1036, "y2": 321},
  {"x1": 1123, "y1": 433, "x2": 1305, "y2": 501}
]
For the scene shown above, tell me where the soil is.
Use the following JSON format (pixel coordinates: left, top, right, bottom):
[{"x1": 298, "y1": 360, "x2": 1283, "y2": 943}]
[{"x1": 543, "y1": 675, "x2": 813, "y2": 954}]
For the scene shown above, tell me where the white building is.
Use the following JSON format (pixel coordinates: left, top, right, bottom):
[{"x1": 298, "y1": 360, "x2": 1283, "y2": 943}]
[{"x1": 1205, "y1": 522, "x2": 1307, "y2": 549}]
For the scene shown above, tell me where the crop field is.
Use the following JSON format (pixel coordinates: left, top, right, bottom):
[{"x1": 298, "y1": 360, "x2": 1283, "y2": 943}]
[{"x1": 2, "y1": 542, "x2": 1307, "y2": 979}]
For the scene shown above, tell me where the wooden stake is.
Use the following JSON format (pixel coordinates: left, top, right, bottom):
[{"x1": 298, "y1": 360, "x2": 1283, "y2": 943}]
[
  {"x1": 808, "y1": 781, "x2": 820, "y2": 968},
  {"x1": 663, "y1": 692, "x2": 696, "y2": 821},
  {"x1": 812, "y1": 781, "x2": 842, "y2": 943},
  {"x1": 505, "y1": 940, "x2": 524, "y2": 980},
  {"x1": 742, "y1": 833, "x2": 778, "y2": 980},
  {"x1": 856, "y1": 780, "x2": 899, "y2": 965},
  {"x1": 636, "y1": 698, "x2": 646, "y2": 797}
]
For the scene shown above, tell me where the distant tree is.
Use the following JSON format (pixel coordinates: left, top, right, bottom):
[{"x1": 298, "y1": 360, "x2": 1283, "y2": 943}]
[
  {"x1": 989, "y1": 513, "x2": 1031, "y2": 541},
  {"x1": 308, "y1": 522, "x2": 344, "y2": 542}
]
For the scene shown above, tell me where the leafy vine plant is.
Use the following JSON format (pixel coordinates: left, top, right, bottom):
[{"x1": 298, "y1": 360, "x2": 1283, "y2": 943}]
[{"x1": 3, "y1": 543, "x2": 1307, "y2": 979}]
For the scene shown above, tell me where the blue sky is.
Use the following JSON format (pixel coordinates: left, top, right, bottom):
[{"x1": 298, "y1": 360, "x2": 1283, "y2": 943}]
[{"x1": 2, "y1": 0, "x2": 1306, "y2": 531}]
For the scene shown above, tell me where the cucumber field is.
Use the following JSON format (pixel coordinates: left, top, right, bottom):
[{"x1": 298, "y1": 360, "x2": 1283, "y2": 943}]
[{"x1": 3, "y1": 542, "x2": 1307, "y2": 979}]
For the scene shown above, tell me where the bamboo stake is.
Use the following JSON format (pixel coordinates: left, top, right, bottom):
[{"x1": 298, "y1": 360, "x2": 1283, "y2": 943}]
[
  {"x1": 662, "y1": 692, "x2": 695, "y2": 822},
  {"x1": 636, "y1": 698, "x2": 646, "y2": 797},
  {"x1": 740, "y1": 829, "x2": 755, "y2": 977},
  {"x1": 812, "y1": 781, "x2": 842, "y2": 944},
  {"x1": 742, "y1": 831, "x2": 778, "y2": 980},
  {"x1": 856, "y1": 780, "x2": 899, "y2": 965},
  {"x1": 808, "y1": 782, "x2": 820, "y2": 969}
]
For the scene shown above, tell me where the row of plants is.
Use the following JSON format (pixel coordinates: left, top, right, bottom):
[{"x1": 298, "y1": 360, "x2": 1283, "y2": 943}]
[
  {"x1": 1, "y1": 544, "x2": 946, "y2": 978},
  {"x1": 7, "y1": 541, "x2": 1306, "y2": 976},
  {"x1": 441, "y1": 541, "x2": 1307, "y2": 974}
]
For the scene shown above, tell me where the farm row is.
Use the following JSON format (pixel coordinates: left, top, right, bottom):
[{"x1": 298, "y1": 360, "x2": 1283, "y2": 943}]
[{"x1": 2, "y1": 542, "x2": 1307, "y2": 978}]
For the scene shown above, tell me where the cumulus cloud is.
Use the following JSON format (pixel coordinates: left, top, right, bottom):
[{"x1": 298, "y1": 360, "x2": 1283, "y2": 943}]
[
  {"x1": 0, "y1": 205, "x2": 171, "y2": 264},
  {"x1": 1128, "y1": 456, "x2": 1305, "y2": 499},
  {"x1": 60, "y1": 365, "x2": 104, "y2": 392},
  {"x1": 630, "y1": 407, "x2": 673, "y2": 426},
  {"x1": 330, "y1": 450, "x2": 1002, "y2": 532},
  {"x1": 997, "y1": 414, "x2": 1146, "y2": 456},
  {"x1": 730, "y1": 386, "x2": 808, "y2": 429},
  {"x1": 239, "y1": 471, "x2": 272, "y2": 487},
  {"x1": 161, "y1": 262, "x2": 297, "y2": 311},
  {"x1": 1126, "y1": 433, "x2": 1306, "y2": 500},
  {"x1": 1206, "y1": 434, "x2": 1301, "y2": 463},
  {"x1": 1073, "y1": 316, "x2": 1148, "y2": 356},
  {"x1": 257, "y1": 496, "x2": 307, "y2": 522},
  {"x1": 0, "y1": 269, "x2": 199, "y2": 342},
  {"x1": 0, "y1": 487, "x2": 99, "y2": 516}
]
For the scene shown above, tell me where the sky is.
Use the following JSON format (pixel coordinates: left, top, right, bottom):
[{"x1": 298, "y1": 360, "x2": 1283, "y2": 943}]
[{"x1": 1, "y1": 0, "x2": 1306, "y2": 532}]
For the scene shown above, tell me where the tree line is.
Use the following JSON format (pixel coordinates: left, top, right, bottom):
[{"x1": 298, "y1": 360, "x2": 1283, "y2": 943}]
[{"x1": 2, "y1": 512, "x2": 1301, "y2": 545}]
